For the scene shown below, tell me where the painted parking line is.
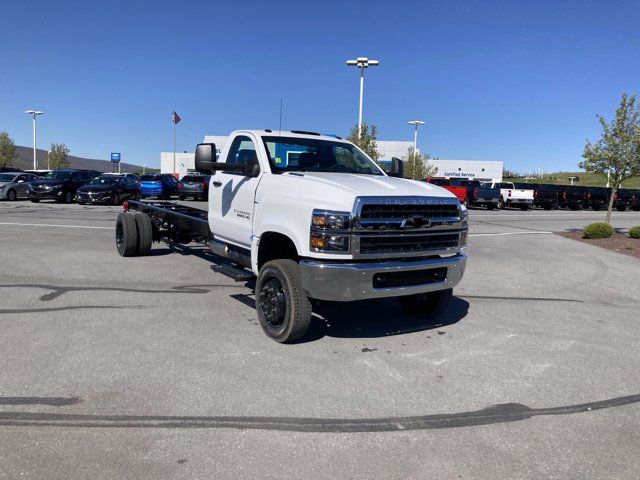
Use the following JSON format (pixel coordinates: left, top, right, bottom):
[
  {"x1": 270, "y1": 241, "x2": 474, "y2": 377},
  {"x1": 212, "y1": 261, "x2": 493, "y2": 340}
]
[
  {"x1": 469, "y1": 231, "x2": 553, "y2": 237},
  {"x1": 0, "y1": 221, "x2": 114, "y2": 230}
]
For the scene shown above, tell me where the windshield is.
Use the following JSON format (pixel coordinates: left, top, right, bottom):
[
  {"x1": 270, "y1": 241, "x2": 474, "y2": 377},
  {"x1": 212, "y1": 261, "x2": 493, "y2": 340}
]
[
  {"x1": 0, "y1": 174, "x2": 18, "y2": 182},
  {"x1": 90, "y1": 176, "x2": 119, "y2": 185},
  {"x1": 261, "y1": 137, "x2": 383, "y2": 176},
  {"x1": 44, "y1": 171, "x2": 72, "y2": 181}
]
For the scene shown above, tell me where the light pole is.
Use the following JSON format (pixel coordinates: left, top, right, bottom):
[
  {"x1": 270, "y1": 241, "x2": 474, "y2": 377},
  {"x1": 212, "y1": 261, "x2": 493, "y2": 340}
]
[
  {"x1": 346, "y1": 57, "x2": 379, "y2": 139},
  {"x1": 25, "y1": 110, "x2": 44, "y2": 170},
  {"x1": 143, "y1": 164, "x2": 146, "y2": 175},
  {"x1": 408, "y1": 120, "x2": 426, "y2": 153}
]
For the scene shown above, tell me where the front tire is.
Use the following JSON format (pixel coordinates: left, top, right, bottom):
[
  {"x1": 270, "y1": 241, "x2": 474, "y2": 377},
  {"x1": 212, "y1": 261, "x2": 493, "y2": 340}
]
[
  {"x1": 397, "y1": 289, "x2": 453, "y2": 318},
  {"x1": 256, "y1": 259, "x2": 312, "y2": 343},
  {"x1": 6, "y1": 189, "x2": 17, "y2": 201},
  {"x1": 62, "y1": 191, "x2": 73, "y2": 203},
  {"x1": 498, "y1": 198, "x2": 505, "y2": 209}
]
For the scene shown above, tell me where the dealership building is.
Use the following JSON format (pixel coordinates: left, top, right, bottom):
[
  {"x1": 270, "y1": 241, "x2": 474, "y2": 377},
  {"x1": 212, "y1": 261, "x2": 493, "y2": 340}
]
[{"x1": 161, "y1": 136, "x2": 503, "y2": 182}]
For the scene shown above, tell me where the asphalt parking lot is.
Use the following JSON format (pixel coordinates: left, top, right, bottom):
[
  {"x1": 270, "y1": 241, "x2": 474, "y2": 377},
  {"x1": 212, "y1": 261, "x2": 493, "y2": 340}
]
[{"x1": 1, "y1": 201, "x2": 639, "y2": 479}]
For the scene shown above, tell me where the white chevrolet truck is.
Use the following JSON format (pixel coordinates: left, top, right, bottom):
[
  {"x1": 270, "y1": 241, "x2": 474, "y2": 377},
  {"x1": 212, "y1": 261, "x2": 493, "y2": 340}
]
[
  {"x1": 115, "y1": 130, "x2": 468, "y2": 342},
  {"x1": 487, "y1": 181, "x2": 534, "y2": 210}
]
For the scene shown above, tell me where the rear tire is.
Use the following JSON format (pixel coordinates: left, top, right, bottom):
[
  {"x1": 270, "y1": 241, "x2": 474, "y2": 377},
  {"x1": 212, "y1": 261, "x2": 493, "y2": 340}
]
[
  {"x1": 62, "y1": 191, "x2": 73, "y2": 203},
  {"x1": 133, "y1": 212, "x2": 153, "y2": 256},
  {"x1": 7, "y1": 189, "x2": 16, "y2": 201},
  {"x1": 397, "y1": 289, "x2": 453, "y2": 318},
  {"x1": 486, "y1": 204, "x2": 496, "y2": 210},
  {"x1": 498, "y1": 198, "x2": 505, "y2": 209},
  {"x1": 592, "y1": 205, "x2": 601, "y2": 211},
  {"x1": 256, "y1": 259, "x2": 312, "y2": 343},
  {"x1": 178, "y1": 195, "x2": 186, "y2": 201},
  {"x1": 30, "y1": 198, "x2": 40, "y2": 203},
  {"x1": 113, "y1": 194, "x2": 121, "y2": 206},
  {"x1": 115, "y1": 212, "x2": 138, "y2": 257},
  {"x1": 616, "y1": 206, "x2": 627, "y2": 212},
  {"x1": 520, "y1": 205, "x2": 529, "y2": 211}
]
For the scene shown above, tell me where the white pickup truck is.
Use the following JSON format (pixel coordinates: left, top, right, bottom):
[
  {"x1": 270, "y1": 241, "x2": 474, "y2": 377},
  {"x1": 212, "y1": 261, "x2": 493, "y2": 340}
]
[
  {"x1": 487, "y1": 181, "x2": 534, "y2": 210},
  {"x1": 115, "y1": 130, "x2": 468, "y2": 342}
]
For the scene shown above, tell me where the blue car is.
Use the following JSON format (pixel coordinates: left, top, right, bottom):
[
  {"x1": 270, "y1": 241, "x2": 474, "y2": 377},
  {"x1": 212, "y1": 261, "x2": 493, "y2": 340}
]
[{"x1": 140, "y1": 174, "x2": 178, "y2": 199}]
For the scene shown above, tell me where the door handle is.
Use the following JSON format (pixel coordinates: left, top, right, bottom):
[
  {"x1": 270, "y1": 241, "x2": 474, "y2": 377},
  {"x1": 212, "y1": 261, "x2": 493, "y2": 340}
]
[{"x1": 212, "y1": 181, "x2": 222, "y2": 187}]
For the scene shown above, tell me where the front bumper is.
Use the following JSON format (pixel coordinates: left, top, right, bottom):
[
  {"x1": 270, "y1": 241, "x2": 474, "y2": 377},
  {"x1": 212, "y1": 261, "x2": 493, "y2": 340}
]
[
  {"x1": 29, "y1": 190, "x2": 64, "y2": 199},
  {"x1": 298, "y1": 253, "x2": 467, "y2": 301}
]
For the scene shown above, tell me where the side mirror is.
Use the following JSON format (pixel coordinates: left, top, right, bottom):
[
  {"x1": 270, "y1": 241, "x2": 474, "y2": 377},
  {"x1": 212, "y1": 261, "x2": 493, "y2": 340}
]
[
  {"x1": 195, "y1": 143, "x2": 217, "y2": 174},
  {"x1": 17, "y1": 180, "x2": 24, "y2": 184},
  {"x1": 243, "y1": 157, "x2": 261, "y2": 177},
  {"x1": 388, "y1": 157, "x2": 404, "y2": 178}
]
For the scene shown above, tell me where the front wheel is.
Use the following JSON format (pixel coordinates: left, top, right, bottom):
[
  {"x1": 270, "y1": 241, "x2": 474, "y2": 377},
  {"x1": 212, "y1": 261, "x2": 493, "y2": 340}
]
[
  {"x1": 397, "y1": 289, "x2": 453, "y2": 318},
  {"x1": 498, "y1": 198, "x2": 505, "y2": 209},
  {"x1": 256, "y1": 259, "x2": 312, "y2": 343},
  {"x1": 63, "y1": 191, "x2": 73, "y2": 203},
  {"x1": 6, "y1": 189, "x2": 16, "y2": 201}
]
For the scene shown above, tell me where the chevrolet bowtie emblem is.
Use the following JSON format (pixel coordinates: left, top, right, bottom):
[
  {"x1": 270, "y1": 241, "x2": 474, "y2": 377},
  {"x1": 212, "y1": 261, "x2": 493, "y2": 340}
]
[{"x1": 400, "y1": 216, "x2": 431, "y2": 229}]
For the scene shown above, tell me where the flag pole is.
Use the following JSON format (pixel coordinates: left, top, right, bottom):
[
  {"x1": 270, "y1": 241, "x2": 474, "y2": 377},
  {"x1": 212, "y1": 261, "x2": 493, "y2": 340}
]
[{"x1": 172, "y1": 106, "x2": 176, "y2": 176}]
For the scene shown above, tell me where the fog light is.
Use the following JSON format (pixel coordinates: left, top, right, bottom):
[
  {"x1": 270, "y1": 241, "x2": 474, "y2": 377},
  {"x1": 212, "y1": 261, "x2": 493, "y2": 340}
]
[{"x1": 310, "y1": 234, "x2": 327, "y2": 249}]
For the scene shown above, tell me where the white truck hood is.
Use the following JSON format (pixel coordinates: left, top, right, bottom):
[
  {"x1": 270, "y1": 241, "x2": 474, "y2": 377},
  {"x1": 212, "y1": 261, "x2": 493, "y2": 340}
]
[
  {"x1": 281, "y1": 172, "x2": 455, "y2": 199},
  {"x1": 256, "y1": 172, "x2": 458, "y2": 220}
]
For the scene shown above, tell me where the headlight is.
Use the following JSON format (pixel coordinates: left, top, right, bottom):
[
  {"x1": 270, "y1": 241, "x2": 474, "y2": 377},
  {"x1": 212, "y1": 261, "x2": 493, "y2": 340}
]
[
  {"x1": 310, "y1": 209, "x2": 351, "y2": 253},
  {"x1": 311, "y1": 210, "x2": 351, "y2": 230}
]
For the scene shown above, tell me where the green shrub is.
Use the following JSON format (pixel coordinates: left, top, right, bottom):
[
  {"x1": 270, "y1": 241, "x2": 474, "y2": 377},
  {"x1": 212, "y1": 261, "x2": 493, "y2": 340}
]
[
  {"x1": 629, "y1": 226, "x2": 640, "y2": 239},
  {"x1": 582, "y1": 222, "x2": 614, "y2": 239}
]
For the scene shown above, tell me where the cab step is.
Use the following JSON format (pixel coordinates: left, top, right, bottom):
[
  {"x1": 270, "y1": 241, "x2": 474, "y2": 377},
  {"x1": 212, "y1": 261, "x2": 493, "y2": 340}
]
[{"x1": 211, "y1": 263, "x2": 255, "y2": 282}]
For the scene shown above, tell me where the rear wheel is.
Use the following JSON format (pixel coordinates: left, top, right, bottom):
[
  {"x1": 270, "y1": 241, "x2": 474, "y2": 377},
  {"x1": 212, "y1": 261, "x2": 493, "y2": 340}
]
[
  {"x1": 178, "y1": 195, "x2": 186, "y2": 201},
  {"x1": 256, "y1": 259, "x2": 312, "y2": 343},
  {"x1": 397, "y1": 289, "x2": 453, "y2": 318},
  {"x1": 115, "y1": 212, "x2": 138, "y2": 257},
  {"x1": 592, "y1": 205, "x2": 601, "y2": 211},
  {"x1": 113, "y1": 194, "x2": 121, "y2": 206},
  {"x1": 63, "y1": 191, "x2": 73, "y2": 203},
  {"x1": 498, "y1": 198, "x2": 505, "y2": 209},
  {"x1": 133, "y1": 212, "x2": 153, "y2": 256},
  {"x1": 30, "y1": 198, "x2": 40, "y2": 203},
  {"x1": 616, "y1": 206, "x2": 627, "y2": 212},
  {"x1": 6, "y1": 189, "x2": 16, "y2": 201},
  {"x1": 520, "y1": 205, "x2": 529, "y2": 211},
  {"x1": 486, "y1": 204, "x2": 496, "y2": 210}
]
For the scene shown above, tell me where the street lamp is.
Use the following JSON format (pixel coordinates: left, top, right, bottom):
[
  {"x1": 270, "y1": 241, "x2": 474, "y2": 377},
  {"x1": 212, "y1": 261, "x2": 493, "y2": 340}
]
[
  {"x1": 346, "y1": 57, "x2": 379, "y2": 139},
  {"x1": 25, "y1": 110, "x2": 44, "y2": 170},
  {"x1": 408, "y1": 120, "x2": 426, "y2": 153}
]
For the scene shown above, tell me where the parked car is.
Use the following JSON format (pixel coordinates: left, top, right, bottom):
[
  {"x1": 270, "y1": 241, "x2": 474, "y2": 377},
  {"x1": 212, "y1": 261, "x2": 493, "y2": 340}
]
[
  {"x1": 514, "y1": 183, "x2": 559, "y2": 210},
  {"x1": 424, "y1": 178, "x2": 467, "y2": 204},
  {"x1": 76, "y1": 174, "x2": 141, "y2": 205},
  {"x1": 0, "y1": 172, "x2": 38, "y2": 200},
  {"x1": 558, "y1": 185, "x2": 588, "y2": 210},
  {"x1": 627, "y1": 189, "x2": 640, "y2": 211},
  {"x1": 585, "y1": 187, "x2": 609, "y2": 211},
  {"x1": 452, "y1": 179, "x2": 499, "y2": 209},
  {"x1": 485, "y1": 181, "x2": 534, "y2": 210},
  {"x1": 28, "y1": 169, "x2": 97, "y2": 203},
  {"x1": 140, "y1": 174, "x2": 178, "y2": 199},
  {"x1": 178, "y1": 174, "x2": 211, "y2": 200},
  {"x1": 613, "y1": 189, "x2": 633, "y2": 211}
]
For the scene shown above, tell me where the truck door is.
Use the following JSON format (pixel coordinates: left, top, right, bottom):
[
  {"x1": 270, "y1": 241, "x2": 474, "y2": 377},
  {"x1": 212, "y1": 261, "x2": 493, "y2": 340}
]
[{"x1": 210, "y1": 134, "x2": 261, "y2": 248}]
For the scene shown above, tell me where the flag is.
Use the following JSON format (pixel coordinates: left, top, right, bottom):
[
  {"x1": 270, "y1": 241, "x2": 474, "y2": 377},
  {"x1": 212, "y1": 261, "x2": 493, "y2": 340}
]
[{"x1": 172, "y1": 110, "x2": 181, "y2": 124}]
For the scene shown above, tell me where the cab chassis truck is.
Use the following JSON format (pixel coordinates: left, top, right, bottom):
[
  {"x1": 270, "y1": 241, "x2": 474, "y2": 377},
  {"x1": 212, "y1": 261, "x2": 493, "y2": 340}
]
[{"x1": 115, "y1": 130, "x2": 468, "y2": 343}]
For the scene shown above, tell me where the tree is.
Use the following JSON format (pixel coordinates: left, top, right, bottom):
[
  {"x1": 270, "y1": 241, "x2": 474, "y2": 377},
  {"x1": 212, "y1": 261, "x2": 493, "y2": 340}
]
[
  {"x1": 0, "y1": 132, "x2": 17, "y2": 168},
  {"x1": 347, "y1": 123, "x2": 381, "y2": 161},
  {"x1": 49, "y1": 143, "x2": 71, "y2": 169},
  {"x1": 580, "y1": 93, "x2": 640, "y2": 224},
  {"x1": 402, "y1": 146, "x2": 438, "y2": 180}
]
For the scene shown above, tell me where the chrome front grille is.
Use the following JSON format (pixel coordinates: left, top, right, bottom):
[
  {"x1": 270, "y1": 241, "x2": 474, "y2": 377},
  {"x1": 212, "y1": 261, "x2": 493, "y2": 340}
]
[{"x1": 352, "y1": 196, "x2": 463, "y2": 258}]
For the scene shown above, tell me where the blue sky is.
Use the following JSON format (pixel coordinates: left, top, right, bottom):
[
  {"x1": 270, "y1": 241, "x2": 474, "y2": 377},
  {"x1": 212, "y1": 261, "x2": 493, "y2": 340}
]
[{"x1": 1, "y1": 0, "x2": 638, "y2": 171}]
